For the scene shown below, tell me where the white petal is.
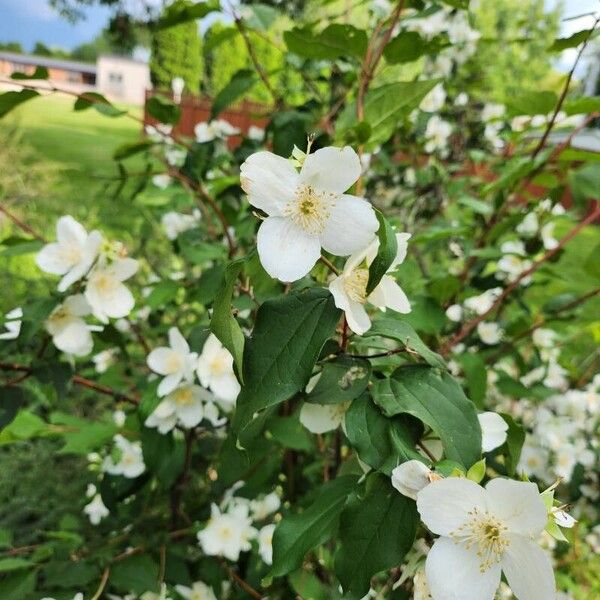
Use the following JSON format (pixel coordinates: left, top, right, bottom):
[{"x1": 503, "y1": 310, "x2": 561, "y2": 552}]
[
  {"x1": 168, "y1": 327, "x2": 190, "y2": 355},
  {"x1": 36, "y1": 243, "x2": 71, "y2": 275},
  {"x1": 502, "y1": 534, "x2": 555, "y2": 600},
  {"x1": 56, "y1": 215, "x2": 87, "y2": 246},
  {"x1": 390, "y1": 232, "x2": 412, "y2": 268},
  {"x1": 104, "y1": 284, "x2": 135, "y2": 319},
  {"x1": 329, "y1": 276, "x2": 371, "y2": 335},
  {"x1": 368, "y1": 276, "x2": 411, "y2": 314},
  {"x1": 478, "y1": 412, "x2": 508, "y2": 452},
  {"x1": 391, "y1": 460, "x2": 432, "y2": 500},
  {"x1": 484, "y1": 479, "x2": 547, "y2": 537},
  {"x1": 299, "y1": 146, "x2": 361, "y2": 193},
  {"x1": 417, "y1": 478, "x2": 487, "y2": 536},
  {"x1": 108, "y1": 258, "x2": 138, "y2": 282},
  {"x1": 319, "y1": 194, "x2": 378, "y2": 256},
  {"x1": 210, "y1": 372, "x2": 240, "y2": 404},
  {"x1": 426, "y1": 537, "x2": 500, "y2": 600},
  {"x1": 147, "y1": 348, "x2": 179, "y2": 375},
  {"x1": 177, "y1": 402, "x2": 204, "y2": 428},
  {"x1": 158, "y1": 372, "x2": 183, "y2": 397},
  {"x1": 299, "y1": 403, "x2": 345, "y2": 434},
  {"x1": 53, "y1": 320, "x2": 93, "y2": 356},
  {"x1": 256, "y1": 217, "x2": 321, "y2": 282},
  {"x1": 63, "y1": 294, "x2": 92, "y2": 317},
  {"x1": 240, "y1": 151, "x2": 299, "y2": 216}
]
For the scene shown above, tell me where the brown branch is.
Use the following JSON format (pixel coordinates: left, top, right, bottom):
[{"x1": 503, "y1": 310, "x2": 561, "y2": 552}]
[
  {"x1": 221, "y1": 560, "x2": 264, "y2": 599},
  {"x1": 531, "y1": 16, "x2": 600, "y2": 160},
  {"x1": 90, "y1": 566, "x2": 110, "y2": 600},
  {"x1": 440, "y1": 206, "x2": 600, "y2": 356},
  {"x1": 0, "y1": 204, "x2": 46, "y2": 242},
  {"x1": 319, "y1": 255, "x2": 340, "y2": 275}
]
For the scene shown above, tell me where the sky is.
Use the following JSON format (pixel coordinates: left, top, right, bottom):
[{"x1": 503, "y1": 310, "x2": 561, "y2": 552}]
[{"x1": 0, "y1": 0, "x2": 597, "y2": 53}]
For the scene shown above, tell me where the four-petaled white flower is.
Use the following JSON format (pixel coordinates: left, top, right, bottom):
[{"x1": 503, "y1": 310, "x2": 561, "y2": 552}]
[
  {"x1": 103, "y1": 434, "x2": 145, "y2": 479},
  {"x1": 197, "y1": 334, "x2": 240, "y2": 408},
  {"x1": 0, "y1": 307, "x2": 22, "y2": 340},
  {"x1": 147, "y1": 327, "x2": 198, "y2": 397},
  {"x1": 175, "y1": 581, "x2": 217, "y2": 600},
  {"x1": 197, "y1": 502, "x2": 257, "y2": 561},
  {"x1": 258, "y1": 523, "x2": 276, "y2": 565},
  {"x1": 417, "y1": 477, "x2": 554, "y2": 600},
  {"x1": 85, "y1": 258, "x2": 138, "y2": 323},
  {"x1": 240, "y1": 146, "x2": 379, "y2": 282},
  {"x1": 478, "y1": 412, "x2": 509, "y2": 452},
  {"x1": 46, "y1": 294, "x2": 96, "y2": 356},
  {"x1": 329, "y1": 233, "x2": 411, "y2": 335},
  {"x1": 145, "y1": 384, "x2": 211, "y2": 433},
  {"x1": 84, "y1": 493, "x2": 109, "y2": 525},
  {"x1": 391, "y1": 460, "x2": 438, "y2": 500},
  {"x1": 36, "y1": 215, "x2": 103, "y2": 292}
]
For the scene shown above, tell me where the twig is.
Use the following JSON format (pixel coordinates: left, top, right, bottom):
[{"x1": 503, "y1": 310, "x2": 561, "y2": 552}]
[
  {"x1": 90, "y1": 566, "x2": 110, "y2": 600},
  {"x1": 0, "y1": 204, "x2": 46, "y2": 242},
  {"x1": 221, "y1": 560, "x2": 264, "y2": 599},
  {"x1": 319, "y1": 255, "x2": 340, "y2": 275},
  {"x1": 417, "y1": 440, "x2": 436, "y2": 462},
  {"x1": 440, "y1": 206, "x2": 600, "y2": 356}
]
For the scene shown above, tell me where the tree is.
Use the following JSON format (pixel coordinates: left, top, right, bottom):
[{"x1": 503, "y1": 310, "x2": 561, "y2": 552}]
[
  {"x1": 150, "y1": 3, "x2": 203, "y2": 94},
  {"x1": 0, "y1": 41, "x2": 23, "y2": 53}
]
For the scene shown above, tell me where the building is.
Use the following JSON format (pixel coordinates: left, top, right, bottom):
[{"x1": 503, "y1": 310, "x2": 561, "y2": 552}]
[{"x1": 0, "y1": 51, "x2": 151, "y2": 105}]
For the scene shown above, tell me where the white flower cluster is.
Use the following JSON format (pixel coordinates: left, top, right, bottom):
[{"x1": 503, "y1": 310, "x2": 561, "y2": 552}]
[
  {"x1": 35, "y1": 216, "x2": 138, "y2": 356},
  {"x1": 145, "y1": 330, "x2": 240, "y2": 433},
  {"x1": 161, "y1": 209, "x2": 201, "y2": 240},
  {"x1": 145, "y1": 123, "x2": 187, "y2": 167},
  {"x1": 198, "y1": 484, "x2": 280, "y2": 565},
  {"x1": 194, "y1": 118, "x2": 240, "y2": 143}
]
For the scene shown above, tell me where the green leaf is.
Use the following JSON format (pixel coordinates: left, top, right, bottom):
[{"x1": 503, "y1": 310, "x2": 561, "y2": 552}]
[
  {"x1": 0, "y1": 237, "x2": 43, "y2": 257},
  {"x1": 372, "y1": 365, "x2": 482, "y2": 468},
  {"x1": 113, "y1": 139, "x2": 155, "y2": 161},
  {"x1": 0, "y1": 387, "x2": 28, "y2": 432},
  {"x1": 384, "y1": 31, "x2": 428, "y2": 64},
  {"x1": 204, "y1": 26, "x2": 238, "y2": 52},
  {"x1": 141, "y1": 428, "x2": 185, "y2": 487},
  {"x1": 267, "y1": 414, "x2": 314, "y2": 452},
  {"x1": 210, "y1": 258, "x2": 246, "y2": 381},
  {"x1": 549, "y1": 29, "x2": 596, "y2": 52},
  {"x1": 0, "y1": 570, "x2": 35, "y2": 600},
  {"x1": 0, "y1": 411, "x2": 47, "y2": 444},
  {"x1": 110, "y1": 554, "x2": 159, "y2": 594},
  {"x1": 305, "y1": 356, "x2": 370, "y2": 405},
  {"x1": 232, "y1": 288, "x2": 340, "y2": 440},
  {"x1": 156, "y1": 0, "x2": 219, "y2": 29},
  {"x1": 366, "y1": 210, "x2": 397, "y2": 294},
  {"x1": 563, "y1": 96, "x2": 600, "y2": 116},
  {"x1": 457, "y1": 352, "x2": 487, "y2": 408},
  {"x1": 0, "y1": 89, "x2": 39, "y2": 119},
  {"x1": 500, "y1": 413, "x2": 525, "y2": 476},
  {"x1": 344, "y1": 395, "x2": 422, "y2": 474},
  {"x1": 284, "y1": 24, "x2": 367, "y2": 60},
  {"x1": 244, "y1": 3, "x2": 280, "y2": 31},
  {"x1": 145, "y1": 280, "x2": 180, "y2": 309},
  {"x1": 147, "y1": 95, "x2": 181, "y2": 125},
  {"x1": 506, "y1": 90, "x2": 558, "y2": 116},
  {"x1": 466, "y1": 458, "x2": 486, "y2": 483},
  {"x1": 568, "y1": 163, "x2": 600, "y2": 203},
  {"x1": 211, "y1": 69, "x2": 256, "y2": 120},
  {"x1": 364, "y1": 317, "x2": 446, "y2": 369},
  {"x1": 335, "y1": 474, "x2": 418, "y2": 599},
  {"x1": 51, "y1": 413, "x2": 117, "y2": 455},
  {"x1": 337, "y1": 79, "x2": 439, "y2": 147},
  {"x1": 73, "y1": 92, "x2": 125, "y2": 117},
  {"x1": 289, "y1": 569, "x2": 336, "y2": 600},
  {"x1": 270, "y1": 475, "x2": 358, "y2": 577},
  {"x1": 0, "y1": 558, "x2": 32, "y2": 572},
  {"x1": 11, "y1": 66, "x2": 48, "y2": 80}
]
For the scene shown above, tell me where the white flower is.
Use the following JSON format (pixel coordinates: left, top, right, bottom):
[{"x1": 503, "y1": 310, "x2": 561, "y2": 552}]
[
  {"x1": 0, "y1": 307, "x2": 22, "y2": 340},
  {"x1": 420, "y1": 83, "x2": 446, "y2": 112},
  {"x1": 299, "y1": 401, "x2": 350, "y2": 434},
  {"x1": 511, "y1": 115, "x2": 531, "y2": 132},
  {"x1": 46, "y1": 295, "x2": 95, "y2": 356},
  {"x1": 391, "y1": 460, "x2": 437, "y2": 500},
  {"x1": 145, "y1": 384, "x2": 211, "y2": 432},
  {"x1": 417, "y1": 477, "x2": 554, "y2": 600},
  {"x1": 500, "y1": 240, "x2": 526, "y2": 256},
  {"x1": 404, "y1": 167, "x2": 417, "y2": 186},
  {"x1": 113, "y1": 409, "x2": 126, "y2": 427},
  {"x1": 258, "y1": 523, "x2": 275, "y2": 565},
  {"x1": 481, "y1": 103, "x2": 505, "y2": 122},
  {"x1": 464, "y1": 288, "x2": 502, "y2": 315},
  {"x1": 84, "y1": 493, "x2": 109, "y2": 525},
  {"x1": 145, "y1": 123, "x2": 172, "y2": 142},
  {"x1": 165, "y1": 145, "x2": 186, "y2": 167},
  {"x1": 552, "y1": 508, "x2": 576, "y2": 529},
  {"x1": 329, "y1": 233, "x2": 411, "y2": 334},
  {"x1": 424, "y1": 116, "x2": 452, "y2": 156},
  {"x1": 477, "y1": 322, "x2": 503, "y2": 345},
  {"x1": 496, "y1": 254, "x2": 532, "y2": 283},
  {"x1": 544, "y1": 361, "x2": 568, "y2": 391},
  {"x1": 518, "y1": 441, "x2": 549, "y2": 480},
  {"x1": 103, "y1": 434, "x2": 145, "y2": 478},
  {"x1": 540, "y1": 222, "x2": 558, "y2": 250},
  {"x1": 478, "y1": 412, "x2": 508, "y2": 452},
  {"x1": 445, "y1": 304, "x2": 462, "y2": 322},
  {"x1": 152, "y1": 174, "x2": 171, "y2": 189},
  {"x1": 250, "y1": 492, "x2": 280, "y2": 521},
  {"x1": 197, "y1": 334, "x2": 240, "y2": 408},
  {"x1": 197, "y1": 503, "x2": 257, "y2": 561},
  {"x1": 147, "y1": 327, "x2": 198, "y2": 397},
  {"x1": 161, "y1": 210, "x2": 200, "y2": 240},
  {"x1": 93, "y1": 347, "x2": 119, "y2": 373},
  {"x1": 446, "y1": 12, "x2": 480, "y2": 45},
  {"x1": 36, "y1": 215, "x2": 102, "y2": 292},
  {"x1": 195, "y1": 119, "x2": 240, "y2": 143},
  {"x1": 247, "y1": 125, "x2": 265, "y2": 141},
  {"x1": 455, "y1": 92, "x2": 469, "y2": 106},
  {"x1": 532, "y1": 328, "x2": 556, "y2": 349},
  {"x1": 175, "y1": 581, "x2": 217, "y2": 600},
  {"x1": 240, "y1": 146, "x2": 379, "y2": 282},
  {"x1": 86, "y1": 483, "x2": 97, "y2": 497},
  {"x1": 85, "y1": 258, "x2": 138, "y2": 323},
  {"x1": 516, "y1": 212, "x2": 539, "y2": 237}
]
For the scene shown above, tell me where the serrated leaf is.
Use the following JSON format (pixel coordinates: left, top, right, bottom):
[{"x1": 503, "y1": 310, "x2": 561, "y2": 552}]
[
  {"x1": 372, "y1": 365, "x2": 482, "y2": 468},
  {"x1": 271, "y1": 475, "x2": 358, "y2": 577}
]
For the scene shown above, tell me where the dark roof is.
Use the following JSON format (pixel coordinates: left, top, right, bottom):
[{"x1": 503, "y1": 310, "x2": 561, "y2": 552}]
[{"x1": 0, "y1": 51, "x2": 97, "y2": 74}]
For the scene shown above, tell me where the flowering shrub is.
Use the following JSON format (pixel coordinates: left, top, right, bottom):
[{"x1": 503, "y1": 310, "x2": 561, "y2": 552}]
[{"x1": 1, "y1": 1, "x2": 599, "y2": 599}]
